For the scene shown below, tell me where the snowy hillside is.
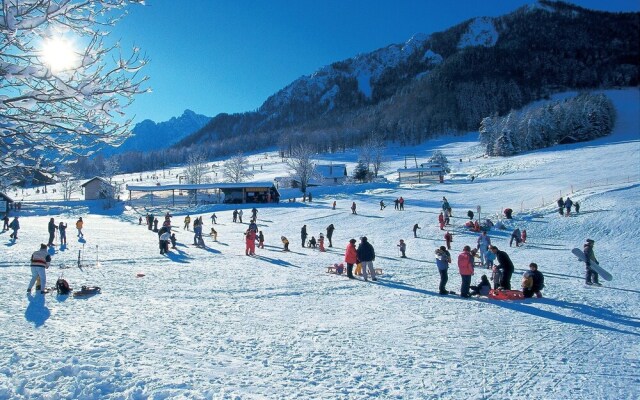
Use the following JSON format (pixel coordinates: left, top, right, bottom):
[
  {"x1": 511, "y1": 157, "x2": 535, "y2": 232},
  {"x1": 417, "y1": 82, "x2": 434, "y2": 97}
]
[{"x1": 0, "y1": 88, "x2": 639, "y2": 399}]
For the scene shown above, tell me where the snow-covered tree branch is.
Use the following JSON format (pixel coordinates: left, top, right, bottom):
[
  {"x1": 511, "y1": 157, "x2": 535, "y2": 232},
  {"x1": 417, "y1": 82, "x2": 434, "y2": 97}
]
[
  {"x1": 286, "y1": 144, "x2": 315, "y2": 193},
  {"x1": 222, "y1": 152, "x2": 253, "y2": 183},
  {"x1": 0, "y1": 0, "x2": 149, "y2": 179}
]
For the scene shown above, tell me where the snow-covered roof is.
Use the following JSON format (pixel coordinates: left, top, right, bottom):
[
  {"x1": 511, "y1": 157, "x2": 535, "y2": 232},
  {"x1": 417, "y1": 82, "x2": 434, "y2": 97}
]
[
  {"x1": 81, "y1": 176, "x2": 113, "y2": 187},
  {"x1": 126, "y1": 182, "x2": 277, "y2": 192},
  {"x1": 0, "y1": 192, "x2": 14, "y2": 202},
  {"x1": 398, "y1": 166, "x2": 445, "y2": 173},
  {"x1": 315, "y1": 164, "x2": 347, "y2": 179}
]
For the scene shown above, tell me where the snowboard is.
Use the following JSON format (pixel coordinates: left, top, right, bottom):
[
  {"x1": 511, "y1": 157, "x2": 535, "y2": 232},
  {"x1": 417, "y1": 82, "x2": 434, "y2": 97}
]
[
  {"x1": 571, "y1": 248, "x2": 612, "y2": 281},
  {"x1": 488, "y1": 289, "x2": 525, "y2": 300}
]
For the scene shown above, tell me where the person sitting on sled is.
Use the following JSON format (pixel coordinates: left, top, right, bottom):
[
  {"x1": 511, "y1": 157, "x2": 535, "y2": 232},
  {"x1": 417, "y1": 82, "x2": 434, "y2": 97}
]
[{"x1": 522, "y1": 262, "x2": 544, "y2": 298}]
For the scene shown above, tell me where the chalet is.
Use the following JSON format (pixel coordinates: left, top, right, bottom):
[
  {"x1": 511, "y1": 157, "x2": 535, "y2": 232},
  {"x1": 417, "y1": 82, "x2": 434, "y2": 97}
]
[
  {"x1": 81, "y1": 177, "x2": 116, "y2": 200},
  {"x1": 314, "y1": 164, "x2": 348, "y2": 185},
  {"x1": 0, "y1": 192, "x2": 13, "y2": 214}
]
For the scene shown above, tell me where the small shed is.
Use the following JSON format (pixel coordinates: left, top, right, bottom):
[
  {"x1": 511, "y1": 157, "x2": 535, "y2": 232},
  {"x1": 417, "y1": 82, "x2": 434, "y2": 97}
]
[
  {"x1": 81, "y1": 177, "x2": 115, "y2": 200},
  {"x1": 0, "y1": 192, "x2": 13, "y2": 214},
  {"x1": 314, "y1": 164, "x2": 348, "y2": 185}
]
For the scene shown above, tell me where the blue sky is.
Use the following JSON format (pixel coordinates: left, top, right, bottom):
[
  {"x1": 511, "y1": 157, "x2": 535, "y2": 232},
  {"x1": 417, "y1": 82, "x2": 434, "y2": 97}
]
[{"x1": 112, "y1": 1, "x2": 640, "y2": 123}]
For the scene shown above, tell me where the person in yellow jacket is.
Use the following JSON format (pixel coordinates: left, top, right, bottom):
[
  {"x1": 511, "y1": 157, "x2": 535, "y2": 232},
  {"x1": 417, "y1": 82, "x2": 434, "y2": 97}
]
[
  {"x1": 75, "y1": 217, "x2": 84, "y2": 238},
  {"x1": 183, "y1": 215, "x2": 191, "y2": 230},
  {"x1": 27, "y1": 244, "x2": 51, "y2": 294}
]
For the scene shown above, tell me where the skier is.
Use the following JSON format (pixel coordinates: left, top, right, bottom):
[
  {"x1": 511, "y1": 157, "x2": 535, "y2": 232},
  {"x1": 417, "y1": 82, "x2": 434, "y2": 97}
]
[
  {"x1": 522, "y1": 263, "x2": 545, "y2": 298},
  {"x1": 435, "y1": 246, "x2": 452, "y2": 295},
  {"x1": 476, "y1": 231, "x2": 491, "y2": 267},
  {"x1": 344, "y1": 238, "x2": 358, "y2": 279},
  {"x1": 211, "y1": 213, "x2": 217, "y2": 224},
  {"x1": 58, "y1": 221, "x2": 67, "y2": 245},
  {"x1": 458, "y1": 245, "x2": 475, "y2": 298},
  {"x1": 444, "y1": 231, "x2": 453, "y2": 250},
  {"x1": 281, "y1": 236, "x2": 290, "y2": 252},
  {"x1": 380, "y1": 200, "x2": 386, "y2": 210},
  {"x1": 301, "y1": 225, "x2": 308, "y2": 247},
  {"x1": 47, "y1": 217, "x2": 57, "y2": 246},
  {"x1": 27, "y1": 244, "x2": 50, "y2": 294},
  {"x1": 470, "y1": 275, "x2": 491, "y2": 297},
  {"x1": 491, "y1": 246, "x2": 514, "y2": 289},
  {"x1": 557, "y1": 197, "x2": 565, "y2": 216},
  {"x1": 398, "y1": 239, "x2": 407, "y2": 258},
  {"x1": 356, "y1": 236, "x2": 376, "y2": 281},
  {"x1": 351, "y1": 202, "x2": 357, "y2": 215},
  {"x1": 326, "y1": 224, "x2": 335, "y2": 247},
  {"x1": 210, "y1": 227, "x2": 218, "y2": 242},
  {"x1": 9, "y1": 216, "x2": 19, "y2": 240},
  {"x1": 564, "y1": 197, "x2": 573, "y2": 216},
  {"x1": 76, "y1": 217, "x2": 84, "y2": 237},
  {"x1": 583, "y1": 239, "x2": 601, "y2": 286},
  {"x1": 183, "y1": 215, "x2": 191, "y2": 230},
  {"x1": 413, "y1": 223, "x2": 421, "y2": 238}
]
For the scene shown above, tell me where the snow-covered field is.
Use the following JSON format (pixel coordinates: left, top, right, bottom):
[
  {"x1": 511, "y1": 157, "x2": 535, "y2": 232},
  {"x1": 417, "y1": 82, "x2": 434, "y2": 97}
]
[{"x1": 1, "y1": 88, "x2": 639, "y2": 399}]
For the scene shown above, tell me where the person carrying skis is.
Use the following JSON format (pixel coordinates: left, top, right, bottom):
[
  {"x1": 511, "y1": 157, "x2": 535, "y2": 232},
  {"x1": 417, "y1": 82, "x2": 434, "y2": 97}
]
[
  {"x1": 413, "y1": 223, "x2": 421, "y2": 238},
  {"x1": 435, "y1": 246, "x2": 452, "y2": 295},
  {"x1": 58, "y1": 221, "x2": 68, "y2": 245},
  {"x1": 583, "y1": 239, "x2": 601, "y2": 286},
  {"x1": 326, "y1": 224, "x2": 335, "y2": 247},
  {"x1": 398, "y1": 239, "x2": 407, "y2": 258},
  {"x1": 356, "y1": 237, "x2": 376, "y2": 281},
  {"x1": 344, "y1": 239, "x2": 358, "y2": 279},
  {"x1": 27, "y1": 244, "x2": 51, "y2": 294},
  {"x1": 301, "y1": 225, "x2": 308, "y2": 247},
  {"x1": 457, "y1": 245, "x2": 475, "y2": 298},
  {"x1": 47, "y1": 218, "x2": 58, "y2": 246},
  {"x1": 9, "y1": 216, "x2": 19, "y2": 240}
]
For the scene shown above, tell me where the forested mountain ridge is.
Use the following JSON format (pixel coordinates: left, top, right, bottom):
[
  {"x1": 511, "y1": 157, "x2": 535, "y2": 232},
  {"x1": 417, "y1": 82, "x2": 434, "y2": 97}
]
[{"x1": 126, "y1": 1, "x2": 638, "y2": 171}]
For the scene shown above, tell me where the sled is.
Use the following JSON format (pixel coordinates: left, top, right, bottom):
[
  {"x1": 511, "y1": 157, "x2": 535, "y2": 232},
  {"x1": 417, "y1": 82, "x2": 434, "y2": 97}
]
[
  {"x1": 488, "y1": 289, "x2": 525, "y2": 300},
  {"x1": 73, "y1": 286, "x2": 101, "y2": 298},
  {"x1": 571, "y1": 248, "x2": 612, "y2": 281},
  {"x1": 327, "y1": 265, "x2": 344, "y2": 275}
]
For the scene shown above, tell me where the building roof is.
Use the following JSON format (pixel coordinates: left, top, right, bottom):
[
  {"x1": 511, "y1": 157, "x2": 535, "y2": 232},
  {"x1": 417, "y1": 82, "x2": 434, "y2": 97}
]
[
  {"x1": 398, "y1": 166, "x2": 446, "y2": 173},
  {"x1": 0, "y1": 192, "x2": 14, "y2": 202},
  {"x1": 81, "y1": 177, "x2": 113, "y2": 187},
  {"x1": 126, "y1": 181, "x2": 278, "y2": 192},
  {"x1": 315, "y1": 164, "x2": 347, "y2": 179}
]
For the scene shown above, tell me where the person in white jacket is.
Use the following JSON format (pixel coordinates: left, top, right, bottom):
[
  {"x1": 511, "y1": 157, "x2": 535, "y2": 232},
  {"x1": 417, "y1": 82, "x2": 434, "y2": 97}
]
[
  {"x1": 476, "y1": 231, "x2": 492, "y2": 267},
  {"x1": 27, "y1": 244, "x2": 51, "y2": 294}
]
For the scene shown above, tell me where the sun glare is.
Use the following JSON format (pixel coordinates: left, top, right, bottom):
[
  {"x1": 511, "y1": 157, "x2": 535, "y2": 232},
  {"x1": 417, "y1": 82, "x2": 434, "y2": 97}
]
[{"x1": 40, "y1": 37, "x2": 78, "y2": 73}]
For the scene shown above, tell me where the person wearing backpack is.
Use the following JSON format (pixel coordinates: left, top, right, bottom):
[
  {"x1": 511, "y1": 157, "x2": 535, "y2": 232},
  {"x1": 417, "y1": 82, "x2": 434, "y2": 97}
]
[
  {"x1": 522, "y1": 263, "x2": 544, "y2": 298},
  {"x1": 27, "y1": 244, "x2": 51, "y2": 294}
]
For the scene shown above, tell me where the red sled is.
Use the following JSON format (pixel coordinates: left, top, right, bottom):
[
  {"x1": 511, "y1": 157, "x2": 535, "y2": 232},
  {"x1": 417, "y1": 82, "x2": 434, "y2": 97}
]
[{"x1": 488, "y1": 289, "x2": 524, "y2": 300}]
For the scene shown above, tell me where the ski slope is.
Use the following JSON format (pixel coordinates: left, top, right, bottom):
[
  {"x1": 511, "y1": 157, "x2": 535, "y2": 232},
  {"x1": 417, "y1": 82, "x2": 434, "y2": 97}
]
[{"x1": 1, "y1": 88, "x2": 639, "y2": 399}]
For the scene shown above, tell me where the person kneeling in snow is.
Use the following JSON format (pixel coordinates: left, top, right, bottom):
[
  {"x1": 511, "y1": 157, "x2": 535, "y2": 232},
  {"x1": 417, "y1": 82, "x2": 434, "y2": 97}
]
[{"x1": 522, "y1": 263, "x2": 544, "y2": 298}]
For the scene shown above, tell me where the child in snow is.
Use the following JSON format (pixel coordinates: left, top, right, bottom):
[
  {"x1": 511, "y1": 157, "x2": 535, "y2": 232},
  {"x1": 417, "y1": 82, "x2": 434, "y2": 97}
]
[
  {"x1": 308, "y1": 236, "x2": 317, "y2": 248},
  {"x1": 484, "y1": 247, "x2": 496, "y2": 269},
  {"x1": 491, "y1": 265, "x2": 503, "y2": 290},
  {"x1": 510, "y1": 228, "x2": 522, "y2": 247},
  {"x1": 521, "y1": 229, "x2": 527, "y2": 244},
  {"x1": 398, "y1": 240, "x2": 407, "y2": 258},
  {"x1": 170, "y1": 233, "x2": 177, "y2": 249},
  {"x1": 281, "y1": 236, "x2": 290, "y2": 252},
  {"x1": 522, "y1": 263, "x2": 545, "y2": 298},
  {"x1": 258, "y1": 231, "x2": 264, "y2": 248},
  {"x1": 210, "y1": 227, "x2": 217, "y2": 242},
  {"x1": 438, "y1": 212, "x2": 445, "y2": 230},
  {"x1": 444, "y1": 231, "x2": 453, "y2": 250},
  {"x1": 470, "y1": 275, "x2": 491, "y2": 296},
  {"x1": 413, "y1": 224, "x2": 420, "y2": 238},
  {"x1": 318, "y1": 234, "x2": 325, "y2": 252}
]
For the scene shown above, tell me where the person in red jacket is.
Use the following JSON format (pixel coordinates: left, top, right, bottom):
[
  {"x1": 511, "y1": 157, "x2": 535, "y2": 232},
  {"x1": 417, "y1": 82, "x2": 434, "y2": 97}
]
[
  {"x1": 438, "y1": 212, "x2": 445, "y2": 230},
  {"x1": 344, "y1": 238, "x2": 358, "y2": 279},
  {"x1": 457, "y1": 245, "x2": 475, "y2": 298},
  {"x1": 444, "y1": 231, "x2": 453, "y2": 250},
  {"x1": 245, "y1": 229, "x2": 256, "y2": 256}
]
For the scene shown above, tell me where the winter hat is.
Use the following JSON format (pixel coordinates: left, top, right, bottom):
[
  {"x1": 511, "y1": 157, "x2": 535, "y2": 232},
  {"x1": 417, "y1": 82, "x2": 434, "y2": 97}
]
[
  {"x1": 586, "y1": 238, "x2": 595, "y2": 244},
  {"x1": 349, "y1": 239, "x2": 357, "y2": 244},
  {"x1": 361, "y1": 236, "x2": 368, "y2": 242}
]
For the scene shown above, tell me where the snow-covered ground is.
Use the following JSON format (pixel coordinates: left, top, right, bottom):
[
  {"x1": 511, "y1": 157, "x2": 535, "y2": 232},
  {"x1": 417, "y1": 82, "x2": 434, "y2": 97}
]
[{"x1": 1, "y1": 88, "x2": 639, "y2": 399}]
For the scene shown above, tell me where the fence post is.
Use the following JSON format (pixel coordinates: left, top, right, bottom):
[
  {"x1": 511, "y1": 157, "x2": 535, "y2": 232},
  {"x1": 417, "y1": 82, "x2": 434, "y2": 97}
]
[
  {"x1": 571, "y1": 185, "x2": 574, "y2": 194},
  {"x1": 521, "y1": 200, "x2": 524, "y2": 211},
  {"x1": 542, "y1": 197, "x2": 544, "y2": 207}
]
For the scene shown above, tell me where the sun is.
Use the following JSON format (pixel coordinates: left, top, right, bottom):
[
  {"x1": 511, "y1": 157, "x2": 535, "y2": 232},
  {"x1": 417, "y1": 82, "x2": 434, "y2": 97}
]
[{"x1": 40, "y1": 37, "x2": 78, "y2": 73}]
